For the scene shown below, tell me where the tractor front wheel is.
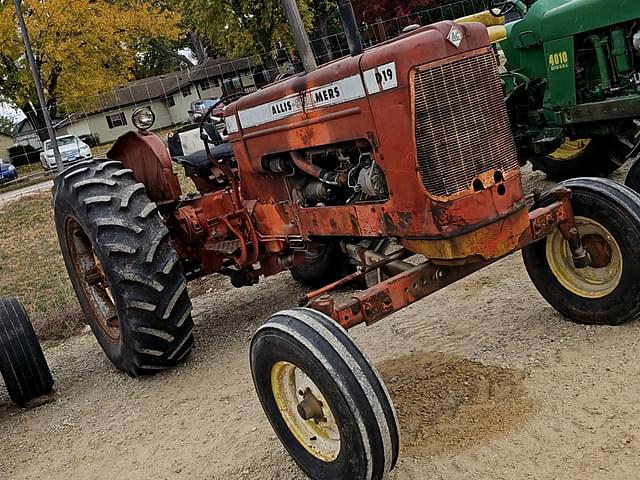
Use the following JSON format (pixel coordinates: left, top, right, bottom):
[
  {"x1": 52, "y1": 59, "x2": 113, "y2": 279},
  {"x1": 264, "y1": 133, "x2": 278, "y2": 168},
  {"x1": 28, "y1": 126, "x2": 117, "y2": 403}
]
[
  {"x1": 53, "y1": 160, "x2": 194, "y2": 376},
  {"x1": 530, "y1": 137, "x2": 624, "y2": 180},
  {"x1": 251, "y1": 308, "x2": 399, "y2": 480},
  {"x1": 523, "y1": 178, "x2": 640, "y2": 325}
]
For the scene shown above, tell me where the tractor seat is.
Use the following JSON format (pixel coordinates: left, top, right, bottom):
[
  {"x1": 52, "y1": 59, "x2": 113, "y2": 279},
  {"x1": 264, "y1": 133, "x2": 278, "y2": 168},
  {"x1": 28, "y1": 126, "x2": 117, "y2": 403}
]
[{"x1": 172, "y1": 143, "x2": 234, "y2": 169}]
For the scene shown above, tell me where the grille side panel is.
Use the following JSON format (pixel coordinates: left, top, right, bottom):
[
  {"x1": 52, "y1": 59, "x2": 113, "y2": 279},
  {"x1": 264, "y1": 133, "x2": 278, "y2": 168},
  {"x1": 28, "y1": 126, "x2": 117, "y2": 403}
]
[{"x1": 413, "y1": 50, "x2": 519, "y2": 197}]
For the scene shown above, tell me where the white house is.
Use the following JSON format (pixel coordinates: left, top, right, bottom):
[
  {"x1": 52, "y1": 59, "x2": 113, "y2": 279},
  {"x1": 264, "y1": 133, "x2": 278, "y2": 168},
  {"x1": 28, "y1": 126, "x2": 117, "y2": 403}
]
[
  {"x1": 0, "y1": 132, "x2": 12, "y2": 160},
  {"x1": 14, "y1": 56, "x2": 289, "y2": 148}
]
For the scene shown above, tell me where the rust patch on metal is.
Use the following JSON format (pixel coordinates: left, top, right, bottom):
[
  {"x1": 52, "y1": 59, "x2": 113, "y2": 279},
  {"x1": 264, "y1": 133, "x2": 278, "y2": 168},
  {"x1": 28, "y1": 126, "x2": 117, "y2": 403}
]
[
  {"x1": 397, "y1": 211, "x2": 414, "y2": 229},
  {"x1": 359, "y1": 290, "x2": 394, "y2": 324}
]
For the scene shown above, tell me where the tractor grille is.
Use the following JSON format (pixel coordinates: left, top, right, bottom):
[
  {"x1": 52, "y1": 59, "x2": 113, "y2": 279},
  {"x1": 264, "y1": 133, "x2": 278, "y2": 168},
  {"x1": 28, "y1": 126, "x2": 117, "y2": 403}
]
[{"x1": 413, "y1": 50, "x2": 518, "y2": 197}]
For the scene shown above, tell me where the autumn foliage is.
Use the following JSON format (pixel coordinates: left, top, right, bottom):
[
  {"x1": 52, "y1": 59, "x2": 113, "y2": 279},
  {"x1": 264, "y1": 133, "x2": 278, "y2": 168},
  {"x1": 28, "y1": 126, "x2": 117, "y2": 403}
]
[
  {"x1": 0, "y1": 0, "x2": 182, "y2": 126},
  {"x1": 352, "y1": 0, "x2": 440, "y2": 22}
]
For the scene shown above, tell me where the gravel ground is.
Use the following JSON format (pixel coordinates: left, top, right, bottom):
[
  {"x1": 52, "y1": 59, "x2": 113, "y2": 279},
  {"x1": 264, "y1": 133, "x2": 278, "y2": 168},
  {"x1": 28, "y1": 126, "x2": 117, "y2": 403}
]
[{"x1": 1, "y1": 165, "x2": 639, "y2": 480}]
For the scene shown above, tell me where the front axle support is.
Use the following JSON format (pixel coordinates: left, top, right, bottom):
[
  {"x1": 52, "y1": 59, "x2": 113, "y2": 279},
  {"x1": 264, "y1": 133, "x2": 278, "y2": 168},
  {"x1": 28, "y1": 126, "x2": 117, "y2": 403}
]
[{"x1": 306, "y1": 191, "x2": 585, "y2": 330}]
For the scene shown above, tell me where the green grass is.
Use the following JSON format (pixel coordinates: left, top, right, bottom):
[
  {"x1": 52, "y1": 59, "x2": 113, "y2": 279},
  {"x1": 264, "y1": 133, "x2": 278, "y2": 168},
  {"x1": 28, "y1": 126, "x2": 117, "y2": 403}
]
[
  {"x1": 0, "y1": 131, "x2": 199, "y2": 341},
  {"x1": 0, "y1": 193, "x2": 84, "y2": 340},
  {"x1": 16, "y1": 163, "x2": 45, "y2": 176}
]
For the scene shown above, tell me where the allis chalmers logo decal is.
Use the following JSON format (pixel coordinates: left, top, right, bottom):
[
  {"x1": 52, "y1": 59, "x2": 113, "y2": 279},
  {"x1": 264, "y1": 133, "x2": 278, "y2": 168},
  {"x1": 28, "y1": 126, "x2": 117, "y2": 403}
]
[
  {"x1": 269, "y1": 86, "x2": 342, "y2": 116},
  {"x1": 237, "y1": 75, "x2": 366, "y2": 129},
  {"x1": 447, "y1": 25, "x2": 464, "y2": 48},
  {"x1": 271, "y1": 99, "x2": 294, "y2": 115}
]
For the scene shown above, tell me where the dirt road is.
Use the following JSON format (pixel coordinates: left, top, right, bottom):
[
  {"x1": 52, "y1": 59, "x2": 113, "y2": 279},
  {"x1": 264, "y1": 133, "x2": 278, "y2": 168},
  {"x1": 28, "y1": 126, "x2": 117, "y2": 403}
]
[
  {"x1": 2, "y1": 166, "x2": 640, "y2": 480},
  {"x1": 0, "y1": 180, "x2": 53, "y2": 205}
]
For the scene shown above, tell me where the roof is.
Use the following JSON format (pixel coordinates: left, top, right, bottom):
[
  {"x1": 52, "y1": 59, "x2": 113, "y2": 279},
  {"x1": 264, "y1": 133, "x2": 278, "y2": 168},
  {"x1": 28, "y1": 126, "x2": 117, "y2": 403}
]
[
  {"x1": 12, "y1": 117, "x2": 68, "y2": 137},
  {"x1": 94, "y1": 57, "x2": 253, "y2": 114}
]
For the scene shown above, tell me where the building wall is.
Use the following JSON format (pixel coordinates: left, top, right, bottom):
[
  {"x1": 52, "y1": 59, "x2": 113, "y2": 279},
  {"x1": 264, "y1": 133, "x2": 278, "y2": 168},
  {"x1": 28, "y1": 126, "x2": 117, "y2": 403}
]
[
  {"x1": 165, "y1": 74, "x2": 259, "y2": 124},
  {"x1": 167, "y1": 87, "x2": 202, "y2": 125},
  {"x1": 13, "y1": 132, "x2": 41, "y2": 150},
  {"x1": 69, "y1": 100, "x2": 176, "y2": 144},
  {"x1": 17, "y1": 74, "x2": 262, "y2": 149},
  {"x1": 0, "y1": 133, "x2": 12, "y2": 160}
]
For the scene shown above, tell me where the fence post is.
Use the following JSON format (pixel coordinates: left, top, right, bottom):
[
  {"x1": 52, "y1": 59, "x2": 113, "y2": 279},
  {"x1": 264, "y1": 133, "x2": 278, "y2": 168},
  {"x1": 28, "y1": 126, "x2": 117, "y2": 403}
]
[{"x1": 13, "y1": 0, "x2": 64, "y2": 175}]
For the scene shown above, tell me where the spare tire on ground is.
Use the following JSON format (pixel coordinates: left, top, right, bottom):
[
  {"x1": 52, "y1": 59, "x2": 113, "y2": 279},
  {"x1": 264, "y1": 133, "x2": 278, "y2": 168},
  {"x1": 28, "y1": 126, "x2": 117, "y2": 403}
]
[{"x1": 0, "y1": 298, "x2": 54, "y2": 405}]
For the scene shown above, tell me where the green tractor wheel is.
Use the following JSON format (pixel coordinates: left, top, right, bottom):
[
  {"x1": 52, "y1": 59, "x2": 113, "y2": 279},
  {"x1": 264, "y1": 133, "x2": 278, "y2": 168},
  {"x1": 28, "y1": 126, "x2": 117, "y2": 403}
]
[
  {"x1": 624, "y1": 159, "x2": 640, "y2": 194},
  {"x1": 530, "y1": 137, "x2": 626, "y2": 180}
]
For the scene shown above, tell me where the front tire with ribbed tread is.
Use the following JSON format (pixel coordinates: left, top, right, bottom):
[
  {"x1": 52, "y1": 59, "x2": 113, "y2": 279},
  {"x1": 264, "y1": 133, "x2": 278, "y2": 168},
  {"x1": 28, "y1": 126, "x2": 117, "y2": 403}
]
[
  {"x1": 251, "y1": 308, "x2": 400, "y2": 480},
  {"x1": 523, "y1": 178, "x2": 640, "y2": 325},
  {"x1": 53, "y1": 159, "x2": 194, "y2": 376}
]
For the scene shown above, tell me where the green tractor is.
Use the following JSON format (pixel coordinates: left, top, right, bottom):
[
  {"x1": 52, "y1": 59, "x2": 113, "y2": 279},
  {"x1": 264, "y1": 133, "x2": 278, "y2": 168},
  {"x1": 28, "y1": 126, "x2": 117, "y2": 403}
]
[{"x1": 464, "y1": 0, "x2": 640, "y2": 183}]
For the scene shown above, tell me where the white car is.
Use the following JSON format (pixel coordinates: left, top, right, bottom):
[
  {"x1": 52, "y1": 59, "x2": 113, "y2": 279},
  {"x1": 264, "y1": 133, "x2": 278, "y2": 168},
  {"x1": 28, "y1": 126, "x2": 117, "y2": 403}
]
[{"x1": 40, "y1": 135, "x2": 92, "y2": 170}]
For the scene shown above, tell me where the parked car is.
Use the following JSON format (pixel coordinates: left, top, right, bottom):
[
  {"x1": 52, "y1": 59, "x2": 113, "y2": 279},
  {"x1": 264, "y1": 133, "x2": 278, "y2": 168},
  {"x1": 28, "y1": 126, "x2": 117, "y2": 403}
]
[
  {"x1": 188, "y1": 98, "x2": 224, "y2": 124},
  {"x1": 0, "y1": 159, "x2": 17, "y2": 184},
  {"x1": 40, "y1": 135, "x2": 92, "y2": 170}
]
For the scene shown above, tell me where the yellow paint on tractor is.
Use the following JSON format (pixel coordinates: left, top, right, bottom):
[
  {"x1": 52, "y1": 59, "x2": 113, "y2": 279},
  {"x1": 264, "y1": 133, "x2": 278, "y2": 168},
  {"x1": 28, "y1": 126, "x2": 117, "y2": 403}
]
[
  {"x1": 456, "y1": 10, "x2": 505, "y2": 27},
  {"x1": 403, "y1": 207, "x2": 531, "y2": 263},
  {"x1": 547, "y1": 138, "x2": 592, "y2": 161},
  {"x1": 455, "y1": 11, "x2": 508, "y2": 44}
]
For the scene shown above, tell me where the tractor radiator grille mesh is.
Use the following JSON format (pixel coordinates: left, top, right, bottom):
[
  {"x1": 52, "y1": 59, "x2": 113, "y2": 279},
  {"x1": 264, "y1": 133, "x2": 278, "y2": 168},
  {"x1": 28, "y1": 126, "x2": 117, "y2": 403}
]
[{"x1": 413, "y1": 50, "x2": 519, "y2": 197}]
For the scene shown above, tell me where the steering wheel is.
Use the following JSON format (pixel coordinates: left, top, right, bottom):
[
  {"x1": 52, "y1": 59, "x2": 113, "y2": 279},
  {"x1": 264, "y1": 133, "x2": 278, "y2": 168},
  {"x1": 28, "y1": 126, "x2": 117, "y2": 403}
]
[
  {"x1": 198, "y1": 92, "x2": 248, "y2": 144},
  {"x1": 198, "y1": 92, "x2": 248, "y2": 161},
  {"x1": 489, "y1": 0, "x2": 517, "y2": 17}
]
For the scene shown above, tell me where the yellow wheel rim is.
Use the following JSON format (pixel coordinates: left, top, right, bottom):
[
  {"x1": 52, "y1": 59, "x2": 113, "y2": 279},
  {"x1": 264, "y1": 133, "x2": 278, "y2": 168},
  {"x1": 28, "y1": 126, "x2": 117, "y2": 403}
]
[
  {"x1": 546, "y1": 216, "x2": 623, "y2": 299},
  {"x1": 271, "y1": 361, "x2": 341, "y2": 462},
  {"x1": 547, "y1": 138, "x2": 592, "y2": 161}
]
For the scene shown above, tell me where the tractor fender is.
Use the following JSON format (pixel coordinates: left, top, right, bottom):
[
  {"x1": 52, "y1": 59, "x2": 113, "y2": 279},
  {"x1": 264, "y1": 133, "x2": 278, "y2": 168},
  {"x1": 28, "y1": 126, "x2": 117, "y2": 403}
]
[{"x1": 108, "y1": 131, "x2": 182, "y2": 203}]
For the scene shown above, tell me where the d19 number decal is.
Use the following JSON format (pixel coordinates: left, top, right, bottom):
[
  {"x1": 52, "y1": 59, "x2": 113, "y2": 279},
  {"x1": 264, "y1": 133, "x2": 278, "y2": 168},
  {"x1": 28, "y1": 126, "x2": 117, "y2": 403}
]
[{"x1": 364, "y1": 62, "x2": 398, "y2": 95}]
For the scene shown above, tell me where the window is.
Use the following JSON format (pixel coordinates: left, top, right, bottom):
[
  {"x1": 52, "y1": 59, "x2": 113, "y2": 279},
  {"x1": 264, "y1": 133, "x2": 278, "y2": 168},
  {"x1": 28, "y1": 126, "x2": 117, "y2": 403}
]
[
  {"x1": 167, "y1": 96, "x2": 175, "y2": 107},
  {"x1": 106, "y1": 112, "x2": 127, "y2": 129},
  {"x1": 223, "y1": 76, "x2": 243, "y2": 92},
  {"x1": 212, "y1": 77, "x2": 221, "y2": 87},
  {"x1": 181, "y1": 85, "x2": 192, "y2": 97},
  {"x1": 200, "y1": 79, "x2": 211, "y2": 90}
]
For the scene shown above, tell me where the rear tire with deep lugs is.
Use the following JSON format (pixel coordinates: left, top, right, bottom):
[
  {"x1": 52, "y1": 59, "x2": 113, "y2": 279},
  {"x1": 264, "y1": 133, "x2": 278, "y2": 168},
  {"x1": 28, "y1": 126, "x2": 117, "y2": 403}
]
[{"x1": 53, "y1": 159, "x2": 194, "y2": 376}]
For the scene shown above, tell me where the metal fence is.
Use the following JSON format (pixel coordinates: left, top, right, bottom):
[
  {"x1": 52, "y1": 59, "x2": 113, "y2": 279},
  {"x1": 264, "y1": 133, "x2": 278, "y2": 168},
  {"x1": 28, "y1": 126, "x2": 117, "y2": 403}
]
[
  {"x1": 0, "y1": 0, "x2": 494, "y2": 341},
  {"x1": 0, "y1": 0, "x2": 490, "y2": 195}
]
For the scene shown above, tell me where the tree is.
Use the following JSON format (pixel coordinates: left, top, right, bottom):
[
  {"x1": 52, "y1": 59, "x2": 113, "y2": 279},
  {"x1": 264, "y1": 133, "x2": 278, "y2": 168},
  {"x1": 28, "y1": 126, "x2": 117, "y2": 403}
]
[
  {"x1": 0, "y1": 114, "x2": 15, "y2": 136},
  {"x1": 0, "y1": 0, "x2": 183, "y2": 140},
  {"x1": 186, "y1": 0, "x2": 315, "y2": 59},
  {"x1": 353, "y1": 0, "x2": 438, "y2": 23},
  {"x1": 131, "y1": 0, "x2": 214, "y2": 78},
  {"x1": 309, "y1": 0, "x2": 339, "y2": 62}
]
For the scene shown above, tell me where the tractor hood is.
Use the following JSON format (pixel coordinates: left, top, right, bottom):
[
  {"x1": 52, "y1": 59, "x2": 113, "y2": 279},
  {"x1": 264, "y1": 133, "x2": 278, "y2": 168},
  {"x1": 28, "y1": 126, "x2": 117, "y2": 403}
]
[
  {"x1": 507, "y1": 0, "x2": 640, "y2": 48},
  {"x1": 225, "y1": 21, "x2": 490, "y2": 138}
]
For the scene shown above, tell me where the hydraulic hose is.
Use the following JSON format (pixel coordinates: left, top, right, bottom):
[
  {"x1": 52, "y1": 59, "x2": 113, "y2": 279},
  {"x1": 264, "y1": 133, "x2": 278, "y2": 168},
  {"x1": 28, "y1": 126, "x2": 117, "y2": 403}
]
[{"x1": 290, "y1": 151, "x2": 347, "y2": 186}]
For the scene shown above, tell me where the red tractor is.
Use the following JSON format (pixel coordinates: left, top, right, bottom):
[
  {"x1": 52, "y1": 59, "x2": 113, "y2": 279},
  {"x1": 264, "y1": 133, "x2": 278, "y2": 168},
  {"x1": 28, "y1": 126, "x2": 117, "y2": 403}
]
[{"x1": 53, "y1": 2, "x2": 640, "y2": 478}]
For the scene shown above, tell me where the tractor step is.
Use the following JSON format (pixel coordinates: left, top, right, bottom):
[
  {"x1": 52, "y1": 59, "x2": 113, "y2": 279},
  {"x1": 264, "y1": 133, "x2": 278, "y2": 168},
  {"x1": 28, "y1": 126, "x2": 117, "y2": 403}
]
[{"x1": 210, "y1": 239, "x2": 242, "y2": 255}]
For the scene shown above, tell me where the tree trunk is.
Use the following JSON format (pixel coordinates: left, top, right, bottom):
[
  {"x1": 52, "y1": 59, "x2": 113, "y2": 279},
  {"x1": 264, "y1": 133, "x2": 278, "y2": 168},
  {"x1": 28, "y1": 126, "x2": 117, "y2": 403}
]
[
  {"x1": 317, "y1": 14, "x2": 334, "y2": 64},
  {"x1": 21, "y1": 102, "x2": 48, "y2": 143},
  {"x1": 189, "y1": 30, "x2": 209, "y2": 64}
]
